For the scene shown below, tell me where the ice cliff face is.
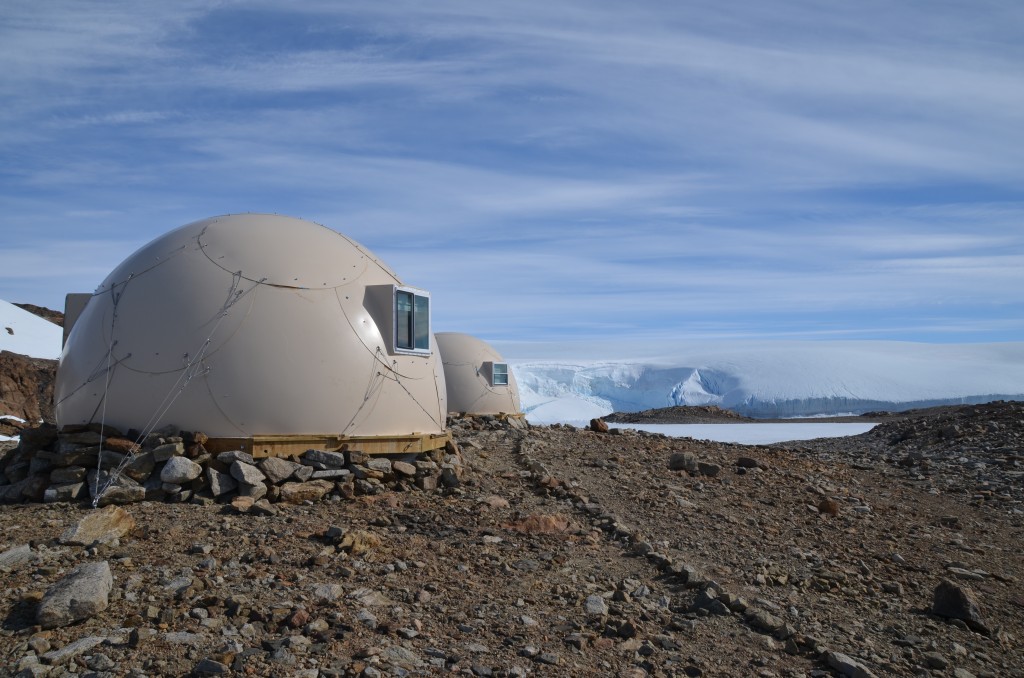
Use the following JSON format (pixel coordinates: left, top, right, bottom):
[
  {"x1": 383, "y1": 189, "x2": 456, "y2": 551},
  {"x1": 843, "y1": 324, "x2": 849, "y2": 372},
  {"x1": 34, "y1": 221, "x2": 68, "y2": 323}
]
[{"x1": 510, "y1": 341, "x2": 1024, "y2": 423}]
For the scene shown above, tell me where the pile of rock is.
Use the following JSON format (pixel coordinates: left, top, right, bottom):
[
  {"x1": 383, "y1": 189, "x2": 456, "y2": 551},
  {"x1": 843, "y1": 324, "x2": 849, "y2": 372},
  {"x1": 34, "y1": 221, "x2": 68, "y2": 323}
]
[
  {"x1": 447, "y1": 412, "x2": 529, "y2": 432},
  {"x1": 0, "y1": 424, "x2": 465, "y2": 507}
]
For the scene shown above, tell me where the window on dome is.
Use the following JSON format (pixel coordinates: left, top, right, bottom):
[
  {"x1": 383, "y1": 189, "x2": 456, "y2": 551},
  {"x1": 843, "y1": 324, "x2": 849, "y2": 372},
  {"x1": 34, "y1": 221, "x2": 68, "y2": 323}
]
[
  {"x1": 490, "y1": 362, "x2": 509, "y2": 386},
  {"x1": 394, "y1": 286, "x2": 431, "y2": 354}
]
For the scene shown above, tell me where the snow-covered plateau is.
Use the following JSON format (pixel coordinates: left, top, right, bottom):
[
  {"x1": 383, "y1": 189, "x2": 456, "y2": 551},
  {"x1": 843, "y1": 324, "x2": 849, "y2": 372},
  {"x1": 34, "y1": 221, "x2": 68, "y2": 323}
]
[
  {"x1": 510, "y1": 341, "x2": 1024, "y2": 424},
  {"x1": 0, "y1": 299, "x2": 62, "y2": 360}
]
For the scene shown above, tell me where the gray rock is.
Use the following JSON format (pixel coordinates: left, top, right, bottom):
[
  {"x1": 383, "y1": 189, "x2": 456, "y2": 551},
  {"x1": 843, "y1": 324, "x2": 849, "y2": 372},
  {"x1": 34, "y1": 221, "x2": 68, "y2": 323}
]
[
  {"x1": 216, "y1": 449, "x2": 254, "y2": 465},
  {"x1": 86, "y1": 468, "x2": 139, "y2": 495},
  {"x1": 932, "y1": 579, "x2": 990, "y2": 634},
  {"x1": 0, "y1": 476, "x2": 45, "y2": 503},
  {"x1": 697, "y1": 461, "x2": 722, "y2": 477},
  {"x1": 826, "y1": 651, "x2": 878, "y2": 678},
  {"x1": 881, "y1": 581, "x2": 904, "y2": 595},
  {"x1": 302, "y1": 449, "x2": 346, "y2": 469},
  {"x1": 206, "y1": 467, "x2": 237, "y2": 497},
  {"x1": 746, "y1": 609, "x2": 784, "y2": 632},
  {"x1": 923, "y1": 652, "x2": 949, "y2": 669},
  {"x1": 237, "y1": 481, "x2": 267, "y2": 501},
  {"x1": 584, "y1": 594, "x2": 609, "y2": 616},
  {"x1": 292, "y1": 464, "x2": 314, "y2": 482},
  {"x1": 40, "y1": 635, "x2": 105, "y2": 665},
  {"x1": 164, "y1": 630, "x2": 204, "y2": 645},
  {"x1": 97, "y1": 483, "x2": 147, "y2": 505},
  {"x1": 152, "y1": 441, "x2": 184, "y2": 461},
  {"x1": 417, "y1": 475, "x2": 439, "y2": 491},
  {"x1": 0, "y1": 544, "x2": 34, "y2": 569},
  {"x1": 50, "y1": 465, "x2": 88, "y2": 484},
  {"x1": 44, "y1": 482, "x2": 86, "y2": 503},
  {"x1": 346, "y1": 449, "x2": 370, "y2": 465},
  {"x1": 367, "y1": 458, "x2": 393, "y2": 474},
  {"x1": 230, "y1": 460, "x2": 266, "y2": 486},
  {"x1": 161, "y1": 456, "x2": 203, "y2": 484},
  {"x1": 122, "y1": 451, "x2": 156, "y2": 482},
  {"x1": 251, "y1": 498, "x2": 278, "y2": 516},
  {"x1": 312, "y1": 583, "x2": 343, "y2": 602},
  {"x1": 194, "y1": 658, "x2": 230, "y2": 674},
  {"x1": 356, "y1": 608, "x2": 378, "y2": 629},
  {"x1": 259, "y1": 456, "x2": 302, "y2": 484},
  {"x1": 668, "y1": 452, "x2": 698, "y2": 472},
  {"x1": 440, "y1": 464, "x2": 460, "y2": 488},
  {"x1": 414, "y1": 460, "x2": 439, "y2": 474},
  {"x1": 311, "y1": 468, "x2": 351, "y2": 480},
  {"x1": 392, "y1": 461, "x2": 417, "y2": 476},
  {"x1": 381, "y1": 645, "x2": 423, "y2": 668},
  {"x1": 87, "y1": 652, "x2": 116, "y2": 671},
  {"x1": 37, "y1": 561, "x2": 113, "y2": 629}
]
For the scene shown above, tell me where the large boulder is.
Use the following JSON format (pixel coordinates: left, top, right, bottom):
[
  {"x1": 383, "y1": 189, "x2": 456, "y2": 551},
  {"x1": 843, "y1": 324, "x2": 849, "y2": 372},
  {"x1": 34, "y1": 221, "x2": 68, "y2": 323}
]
[
  {"x1": 161, "y1": 456, "x2": 203, "y2": 484},
  {"x1": 259, "y1": 456, "x2": 302, "y2": 484},
  {"x1": 229, "y1": 460, "x2": 266, "y2": 486},
  {"x1": 60, "y1": 506, "x2": 135, "y2": 546},
  {"x1": 932, "y1": 579, "x2": 990, "y2": 634},
  {"x1": 37, "y1": 561, "x2": 113, "y2": 629}
]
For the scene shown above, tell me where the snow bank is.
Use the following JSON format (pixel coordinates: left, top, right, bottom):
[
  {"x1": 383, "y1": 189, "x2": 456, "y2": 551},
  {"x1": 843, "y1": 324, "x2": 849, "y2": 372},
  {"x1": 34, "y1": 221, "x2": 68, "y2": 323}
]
[
  {"x1": 512, "y1": 341, "x2": 1024, "y2": 423},
  {"x1": 0, "y1": 299, "x2": 62, "y2": 360}
]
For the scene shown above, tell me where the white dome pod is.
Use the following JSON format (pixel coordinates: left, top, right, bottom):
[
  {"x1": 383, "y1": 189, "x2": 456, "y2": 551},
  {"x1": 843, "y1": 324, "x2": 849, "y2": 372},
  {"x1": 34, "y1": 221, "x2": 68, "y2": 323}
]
[
  {"x1": 55, "y1": 214, "x2": 448, "y2": 456},
  {"x1": 435, "y1": 332, "x2": 520, "y2": 416}
]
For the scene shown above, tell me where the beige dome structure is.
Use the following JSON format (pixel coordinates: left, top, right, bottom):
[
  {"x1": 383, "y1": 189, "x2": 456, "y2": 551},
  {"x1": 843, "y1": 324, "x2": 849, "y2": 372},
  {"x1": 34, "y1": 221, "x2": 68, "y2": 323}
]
[
  {"x1": 56, "y1": 214, "x2": 448, "y2": 456},
  {"x1": 435, "y1": 332, "x2": 520, "y2": 416}
]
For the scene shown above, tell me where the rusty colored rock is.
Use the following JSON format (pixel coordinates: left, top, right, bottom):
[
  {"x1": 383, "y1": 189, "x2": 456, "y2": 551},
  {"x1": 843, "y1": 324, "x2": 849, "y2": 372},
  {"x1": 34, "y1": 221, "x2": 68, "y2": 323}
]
[{"x1": 509, "y1": 514, "x2": 574, "y2": 534}]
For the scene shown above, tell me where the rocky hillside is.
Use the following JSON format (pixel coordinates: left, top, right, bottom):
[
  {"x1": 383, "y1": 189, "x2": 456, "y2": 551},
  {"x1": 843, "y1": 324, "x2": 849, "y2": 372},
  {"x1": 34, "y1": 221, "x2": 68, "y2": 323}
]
[
  {"x1": 0, "y1": 351, "x2": 57, "y2": 427},
  {"x1": 0, "y1": 303, "x2": 61, "y2": 429},
  {"x1": 606, "y1": 405, "x2": 754, "y2": 424},
  {"x1": 0, "y1": 405, "x2": 1020, "y2": 677}
]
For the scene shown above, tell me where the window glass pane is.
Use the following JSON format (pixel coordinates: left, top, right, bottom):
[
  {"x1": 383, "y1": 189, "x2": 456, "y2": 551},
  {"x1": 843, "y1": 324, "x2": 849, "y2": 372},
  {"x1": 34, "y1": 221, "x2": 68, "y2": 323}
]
[
  {"x1": 414, "y1": 295, "x2": 430, "y2": 350},
  {"x1": 396, "y1": 291, "x2": 413, "y2": 349},
  {"x1": 492, "y1": 362, "x2": 509, "y2": 386}
]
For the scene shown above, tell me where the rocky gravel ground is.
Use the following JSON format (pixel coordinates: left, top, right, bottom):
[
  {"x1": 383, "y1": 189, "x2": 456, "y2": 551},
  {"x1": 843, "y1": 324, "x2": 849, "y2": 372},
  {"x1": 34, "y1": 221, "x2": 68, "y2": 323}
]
[{"x1": 0, "y1": 403, "x2": 1021, "y2": 677}]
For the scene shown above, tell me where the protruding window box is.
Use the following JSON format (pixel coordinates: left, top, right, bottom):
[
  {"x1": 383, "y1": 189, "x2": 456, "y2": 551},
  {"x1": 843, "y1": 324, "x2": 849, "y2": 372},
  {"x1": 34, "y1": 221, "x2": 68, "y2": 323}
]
[
  {"x1": 393, "y1": 286, "x2": 431, "y2": 355},
  {"x1": 489, "y1": 362, "x2": 509, "y2": 386}
]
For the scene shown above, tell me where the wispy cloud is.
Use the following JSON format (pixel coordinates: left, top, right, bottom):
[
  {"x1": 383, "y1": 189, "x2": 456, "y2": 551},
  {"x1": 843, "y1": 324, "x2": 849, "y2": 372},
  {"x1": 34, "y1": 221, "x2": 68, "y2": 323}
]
[{"x1": 1, "y1": 0, "x2": 1022, "y2": 345}]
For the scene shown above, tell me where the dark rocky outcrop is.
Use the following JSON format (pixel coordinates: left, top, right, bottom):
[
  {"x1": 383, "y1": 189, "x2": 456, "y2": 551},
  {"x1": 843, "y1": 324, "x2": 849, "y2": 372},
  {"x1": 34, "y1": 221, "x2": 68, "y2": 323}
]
[{"x1": 0, "y1": 351, "x2": 57, "y2": 425}]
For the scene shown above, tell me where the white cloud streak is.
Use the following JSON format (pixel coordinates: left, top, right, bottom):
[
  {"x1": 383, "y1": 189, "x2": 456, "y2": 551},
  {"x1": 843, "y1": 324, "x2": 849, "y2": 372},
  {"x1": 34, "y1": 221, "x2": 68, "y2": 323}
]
[{"x1": 1, "y1": 0, "x2": 1022, "y2": 342}]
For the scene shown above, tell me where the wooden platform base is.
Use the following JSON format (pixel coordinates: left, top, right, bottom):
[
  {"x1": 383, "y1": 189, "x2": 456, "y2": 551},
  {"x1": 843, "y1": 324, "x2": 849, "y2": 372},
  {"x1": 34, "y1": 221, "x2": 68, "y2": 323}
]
[{"x1": 205, "y1": 431, "x2": 451, "y2": 459}]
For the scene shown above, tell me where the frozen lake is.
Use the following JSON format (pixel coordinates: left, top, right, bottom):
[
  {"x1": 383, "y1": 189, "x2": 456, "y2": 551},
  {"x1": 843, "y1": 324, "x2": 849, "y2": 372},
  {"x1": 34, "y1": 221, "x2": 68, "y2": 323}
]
[{"x1": 623, "y1": 422, "x2": 876, "y2": 445}]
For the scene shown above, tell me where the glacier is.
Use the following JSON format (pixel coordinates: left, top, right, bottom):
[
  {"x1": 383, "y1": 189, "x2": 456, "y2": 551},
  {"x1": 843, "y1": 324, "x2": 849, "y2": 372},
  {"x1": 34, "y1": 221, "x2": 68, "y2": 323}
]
[{"x1": 509, "y1": 341, "x2": 1024, "y2": 424}]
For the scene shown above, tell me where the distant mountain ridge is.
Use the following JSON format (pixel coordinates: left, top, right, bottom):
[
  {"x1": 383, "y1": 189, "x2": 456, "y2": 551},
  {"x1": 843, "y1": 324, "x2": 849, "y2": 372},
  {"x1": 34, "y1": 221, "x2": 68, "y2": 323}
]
[{"x1": 511, "y1": 341, "x2": 1024, "y2": 423}]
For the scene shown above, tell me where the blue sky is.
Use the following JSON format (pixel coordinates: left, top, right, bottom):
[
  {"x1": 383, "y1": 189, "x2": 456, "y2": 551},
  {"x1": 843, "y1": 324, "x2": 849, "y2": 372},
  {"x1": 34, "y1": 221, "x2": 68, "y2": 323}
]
[{"x1": 2, "y1": 1, "x2": 1023, "y2": 347}]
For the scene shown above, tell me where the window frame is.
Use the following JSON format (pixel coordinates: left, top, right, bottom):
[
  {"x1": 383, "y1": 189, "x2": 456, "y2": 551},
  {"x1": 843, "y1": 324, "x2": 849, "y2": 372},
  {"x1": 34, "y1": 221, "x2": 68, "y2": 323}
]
[
  {"x1": 393, "y1": 285, "x2": 432, "y2": 355},
  {"x1": 490, "y1": 362, "x2": 509, "y2": 386}
]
